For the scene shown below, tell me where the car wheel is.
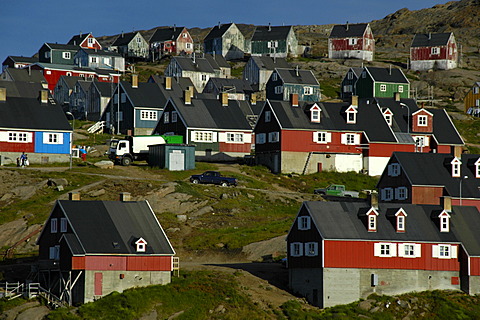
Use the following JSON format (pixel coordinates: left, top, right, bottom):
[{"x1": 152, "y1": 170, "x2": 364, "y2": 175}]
[
  {"x1": 192, "y1": 179, "x2": 199, "y2": 184},
  {"x1": 221, "y1": 181, "x2": 228, "y2": 187},
  {"x1": 122, "y1": 157, "x2": 131, "y2": 166}
]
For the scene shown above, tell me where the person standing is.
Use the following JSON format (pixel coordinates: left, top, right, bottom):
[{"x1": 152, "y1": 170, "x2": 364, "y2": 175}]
[{"x1": 20, "y1": 152, "x2": 28, "y2": 167}]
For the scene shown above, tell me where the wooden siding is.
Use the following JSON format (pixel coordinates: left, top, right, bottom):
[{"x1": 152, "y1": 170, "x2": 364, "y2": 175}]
[
  {"x1": 412, "y1": 111, "x2": 433, "y2": 133},
  {"x1": 281, "y1": 129, "x2": 361, "y2": 154},
  {"x1": 72, "y1": 255, "x2": 172, "y2": 271},
  {"x1": 324, "y1": 240, "x2": 460, "y2": 271},
  {"x1": 470, "y1": 257, "x2": 480, "y2": 276},
  {"x1": 412, "y1": 186, "x2": 444, "y2": 205},
  {"x1": 254, "y1": 104, "x2": 282, "y2": 153},
  {"x1": 373, "y1": 82, "x2": 409, "y2": 99},
  {"x1": 34, "y1": 132, "x2": 70, "y2": 154},
  {"x1": 126, "y1": 256, "x2": 172, "y2": 271},
  {"x1": 366, "y1": 143, "x2": 414, "y2": 157},
  {"x1": 219, "y1": 140, "x2": 252, "y2": 153},
  {"x1": 0, "y1": 140, "x2": 35, "y2": 153},
  {"x1": 451, "y1": 198, "x2": 480, "y2": 211},
  {"x1": 464, "y1": 88, "x2": 480, "y2": 113}
]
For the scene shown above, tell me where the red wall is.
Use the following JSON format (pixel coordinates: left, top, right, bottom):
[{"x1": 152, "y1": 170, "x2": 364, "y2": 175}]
[
  {"x1": 366, "y1": 143, "x2": 414, "y2": 157},
  {"x1": 412, "y1": 112, "x2": 433, "y2": 133},
  {"x1": 470, "y1": 257, "x2": 480, "y2": 276},
  {"x1": 281, "y1": 130, "x2": 361, "y2": 154},
  {"x1": 0, "y1": 141, "x2": 35, "y2": 153},
  {"x1": 324, "y1": 240, "x2": 460, "y2": 271},
  {"x1": 72, "y1": 255, "x2": 172, "y2": 271},
  {"x1": 411, "y1": 46, "x2": 447, "y2": 61},
  {"x1": 219, "y1": 142, "x2": 251, "y2": 153},
  {"x1": 412, "y1": 186, "x2": 444, "y2": 205},
  {"x1": 451, "y1": 198, "x2": 480, "y2": 211}
]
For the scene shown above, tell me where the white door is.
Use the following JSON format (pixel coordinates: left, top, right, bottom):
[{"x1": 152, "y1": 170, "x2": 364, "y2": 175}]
[{"x1": 169, "y1": 150, "x2": 184, "y2": 171}]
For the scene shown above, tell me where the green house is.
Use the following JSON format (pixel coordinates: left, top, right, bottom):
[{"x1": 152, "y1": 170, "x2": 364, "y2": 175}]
[
  {"x1": 250, "y1": 25, "x2": 298, "y2": 58},
  {"x1": 355, "y1": 66, "x2": 410, "y2": 99},
  {"x1": 266, "y1": 68, "x2": 320, "y2": 102}
]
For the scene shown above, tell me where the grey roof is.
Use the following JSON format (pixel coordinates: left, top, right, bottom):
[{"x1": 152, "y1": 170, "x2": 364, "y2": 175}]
[
  {"x1": 57, "y1": 200, "x2": 174, "y2": 255},
  {"x1": 165, "y1": 95, "x2": 255, "y2": 130},
  {"x1": 77, "y1": 80, "x2": 92, "y2": 91},
  {"x1": 112, "y1": 32, "x2": 140, "y2": 46},
  {"x1": 59, "y1": 75, "x2": 85, "y2": 88},
  {"x1": 266, "y1": 98, "x2": 397, "y2": 143},
  {"x1": 33, "y1": 62, "x2": 121, "y2": 76},
  {"x1": 375, "y1": 98, "x2": 464, "y2": 145},
  {"x1": 411, "y1": 33, "x2": 453, "y2": 47},
  {"x1": 2, "y1": 68, "x2": 46, "y2": 83},
  {"x1": 329, "y1": 23, "x2": 369, "y2": 38},
  {"x1": 276, "y1": 68, "x2": 319, "y2": 86},
  {"x1": 250, "y1": 56, "x2": 290, "y2": 70},
  {"x1": 172, "y1": 56, "x2": 215, "y2": 73},
  {"x1": 121, "y1": 81, "x2": 165, "y2": 108},
  {"x1": 204, "y1": 23, "x2": 235, "y2": 41},
  {"x1": 0, "y1": 96, "x2": 71, "y2": 131},
  {"x1": 365, "y1": 67, "x2": 409, "y2": 84},
  {"x1": 205, "y1": 78, "x2": 254, "y2": 94},
  {"x1": 93, "y1": 81, "x2": 114, "y2": 97},
  {"x1": 79, "y1": 48, "x2": 122, "y2": 57},
  {"x1": 0, "y1": 80, "x2": 46, "y2": 98},
  {"x1": 251, "y1": 25, "x2": 293, "y2": 41},
  {"x1": 45, "y1": 43, "x2": 80, "y2": 51},
  {"x1": 388, "y1": 152, "x2": 480, "y2": 199},
  {"x1": 148, "y1": 75, "x2": 195, "y2": 93},
  {"x1": 204, "y1": 54, "x2": 230, "y2": 69},
  {"x1": 67, "y1": 33, "x2": 91, "y2": 46},
  {"x1": 3, "y1": 56, "x2": 39, "y2": 64},
  {"x1": 149, "y1": 27, "x2": 184, "y2": 43}
]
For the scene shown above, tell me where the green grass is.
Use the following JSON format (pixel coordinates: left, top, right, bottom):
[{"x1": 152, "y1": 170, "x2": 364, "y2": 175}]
[
  {"x1": 47, "y1": 271, "x2": 270, "y2": 320},
  {"x1": 453, "y1": 118, "x2": 480, "y2": 146}
]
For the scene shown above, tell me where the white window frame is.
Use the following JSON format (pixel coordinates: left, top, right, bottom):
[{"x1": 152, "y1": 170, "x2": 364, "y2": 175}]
[
  {"x1": 164, "y1": 112, "x2": 170, "y2": 123},
  {"x1": 60, "y1": 218, "x2": 67, "y2": 233},
  {"x1": 290, "y1": 242, "x2": 303, "y2": 257},
  {"x1": 380, "y1": 84, "x2": 387, "y2": 92},
  {"x1": 431, "y1": 47, "x2": 440, "y2": 55},
  {"x1": 374, "y1": 243, "x2": 397, "y2": 257},
  {"x1": 398, "y1": 85, "x2": 404, "y2": 93},
  {"x1": 418, "y1": 115, "x2": 428, "y2": 126},
  {"x1": 51, "y1": 218, "x2": 58, "y2": 233},
  {"x1": 311, "y1": 110, "x2": 320, "y2": 122},
  {"x1": 440, "y1": 215, "x2": 450, "y2": 232},
  {"x1": 186, "y1": 43, "x2": 192, "y2": 49},
  {"x1": 256, "y1": 133, "x2": 266, "y2": 144},
  {"x1": 385, "y1": 114, "x2": 392, "y2": 126},
  {"x1": 192, "y1": 131, "x2": 214, "y2": 143},
  {"x1": 346, "y1": 133, "x2": 355, "y2": 145},
  {"x1": 349, "y1": 38, "x2": 357, "y2": 45},
  {"x1": 172, "y1": 111, "x2": 178, "y2": 123},
  {"x1": 298, "y1": 216, "x2": 311, "y2": 230},
  {"x1": 90, "y1": 57, "x2": 97, "y2": 64},
  {"x1": 398, "y1": 243, "x2": 421, "y2": 258},
  {"x1": 314, "y1": 131, "x2": 331, "y2": 144},
  {"x1": 136, "y1": 238, "x2": 147, "y2": 252},
  {"x1": 6, "y1": 131, "x2": 31, "y2": 143},
  {"x1": 140, "y1": 110, "x2": 157, "y2": 121},
  {"x1": 432, "y1": 244, "x2": 457, "y2": 259},
  {"x1": 88, "y1": 38, "x2": 94, "y2": 45},
  {"x1": 44, "y1": 133, "x2": 63, "y2": 145},
  {"x1": 272, "y1": 73, "x2": 278, "y2": 82},
  {"x1": 452, "y1": 162, "x2": 460, "y2": 178},
  {"x1": 268, "y1": 131, "x2": 279, "y2": 143},
  {"x1": 368, "y1": 215, "x2": 376, "y2": 231},
  {"x1": 397, "y1": 215, "x2": 405, "y2": 231},
  {"x1": 305, "y1": 242, "x2": 318, "y2": 257},
  {"x1": 63, "y1": 52, "x2": 71, "y2": 59},
  {"x1": 226, "y1": 133, "x2": 244, "y2": 143},
  {"x1": 304, "y1": 86, "x2": 313, "y2": 95},
  {"x1": 265, "y1": 111, "x2": 271, "y2": 123}
]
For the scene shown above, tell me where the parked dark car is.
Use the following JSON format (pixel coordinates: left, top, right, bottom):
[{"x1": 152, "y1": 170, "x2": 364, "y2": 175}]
[{"x1": 189, "y1": 171, "x2": 237, "y2": 187}]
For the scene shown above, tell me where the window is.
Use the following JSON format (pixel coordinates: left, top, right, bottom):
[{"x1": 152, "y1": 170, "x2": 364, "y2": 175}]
[
  {"x1": 399, "y1": 243, "x2": 421, "y2": 258},
  {"x1": 362, "y1": 71, "x2": 366, "y2": 78},
  {"x1": 369, "y1": 215, "x2": 376, "y2": 231},
  {"x1": 272, "y1": 73, "x2": 278, "y2": 81},
  {"x1": 201, "y1": 74, "x2": 207, "y2": 81},
  {"x1": 344, "y1": 85, "x2": 353, "y2": 93},
  {"x1": 63, "y1": 52, "x2": 71, "y2": 59},
  {"x1": 314, "y1": 132, "x2": 330, "y2": 144},
  {"x1": 192, "y1": 131, "x2": 214, "y2": 142},
  {"x1": 44, "y1": 133, "x2": 63, "y2": 145},
  {"x1": 172, "y1": 111, "x2": 178, "y2": 123},
  {"x1": 7, "y1": 132, "x2": 30, "y2": 143},
  {"x1": 305, "y1": 242, "x2": 318, "y2": 256},
  {"x1": 380, "y1": 84, "x2": 387, "y2": 92},
  {"x1": 88, "y1": 38, "x2": 94, "y2": 45},
  {"x1": 268, "y1": 132, "x2": 279, "y2": 143},
  {"x1": 274, "y1": 86, "x2": 283, "y2": 94},
  {"x1": 182, "y1": 33, "x2": 187, "y2": 38},
  {"x1": 311, "y1": 110, "x2": 320, "y2": 122},
  {"x1": 298, "y1": 216, "x2": 311, "y2": 230},
  {"x1": 474, "y1": 86, "x2": 480, "y2": 94},
  {"x1": 66, "y1": 72, "x2": 72, "y2": 76},
  {"x1": 136, "y1": 36, "x2": 142, "y2": 43},
  {"x1": 398, "y1": 86, "x2": 404, "y2": 93},
  {"x1": 290, "y1": 242, "x2": 303, "y2": 257},
  {"x1": 451, "y1": 158, "x2": 461, "y2": 177},
  {"x1": 49, "y1": 245, "x2": 60, "y2": 260},
  {"x1": 349, "y1": 38, "x2": 357, "y2": 45},
  {"x1": 304, "y1": 87, "x2": 313, "y2": 95},
  {"x1": 431, "y1": 47, "x2": 440, "y2": 55},
  {"x1": 164, "y1": 112, "x2": 170, "y2": 123},
  {"x1": 440, "y1": 245, "x2": 449, "y2": 257},
  {"x1": 256, "y1": 133, "x2": 266, "y2": 144},
  {"x1": 380, "y1": 244, "x2": 390, "y2": 256},
  {"x1": 343, "y1": 133, "x2": 357, "y2": 145},
  {"x1": 414, "y1": 136, "x2": 429, "y2": 148},
  {"x1": 45, "y1": 51, "x2": 50, "y2": 59},
  {"x1": 186, "y1": 43, "x2": 192, "y2": 49},
  {"x1": 265, "y1": 111, "x2": 271, "y2": 122},
  {"x1": 374, "y1": 243, "x2": 397, "y2": 257},
  {"x1": 440, "y1": 215, "x2": 450, "y2": 232},
  {"x1": 347, "y1": 72, "x2": 353, "y2": 80},
  {"x1": 397, "y1": 216, "x2": 405, "y2": 231},
  {"x1": 91, "y1": 57, "x2": 97, "y2": 63},
  {"x1": 418, "y1": 115, "x2": 427, "y2": 126},
  {"x1": 385, "y1": 114, "x2": 392, "y2": 126},
  {"x1": 381, "y1": 187, "x2": 393, "y2": 201},
  {"x1": 396, "y1": 187, "x2": 408, "y2": 200},
  {"x1": 388, "y1": 163, "x2": 401, "y2": 176},
  {"x1": 432, "y1": 244, "x2": 457, "y2": 259},
  {"x1": 136, "y1": 238, "x2": 147, "y2": 252},
  {"x1": 121, "y1": 93, "x2": 126, "y2": 103},
  {"x1": 140, "y1": 110, "x2": 157, "y2": 121},
  {"x1": 227, "y1": 133, "x2": 243, "y2": 143},
  {"x1": 51, "y1": 218, "x2": 58, "y2": 233},
  {"x1": 60, "y1": 218, "x2": 67, "y2": 232}
]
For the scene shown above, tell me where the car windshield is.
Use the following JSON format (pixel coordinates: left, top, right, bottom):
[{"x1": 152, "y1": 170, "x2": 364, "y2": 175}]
[{"x1": 110, "y1": 141, "x2": 118, "y2": 148}]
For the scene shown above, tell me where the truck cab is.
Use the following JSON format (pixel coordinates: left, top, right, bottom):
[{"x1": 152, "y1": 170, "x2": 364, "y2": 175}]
[{"x1": 108, "y1": 139, "x2": 133, "y2": 166}]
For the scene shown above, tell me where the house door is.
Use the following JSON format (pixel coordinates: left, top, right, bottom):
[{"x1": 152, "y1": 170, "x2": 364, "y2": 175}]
[
  {"x1": 94, "y1": 272, "x2": 103, "y2": 296},
  {"x1": 273, "y1": 154, "x2": 279, "y2": 173},
  {"x1": 317, "y1": 162, "x2": 322, "y2": 173},
  {"x1": 169, "y1": 150, "x2": 185, "y2": 171}
]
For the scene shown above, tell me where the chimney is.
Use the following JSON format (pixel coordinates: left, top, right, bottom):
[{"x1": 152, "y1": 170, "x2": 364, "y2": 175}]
[
  {"x1": 184, "y1": 89, "x2": 191, "y2": 105},
  {"x1": 454, "y1": 146, "x2": 463, "y2": 158},
  {"x1": 346, "y1": 21, "x2": 349, "y2": 31},
  {"x1": 394, "y1": 92, "x2": 401, "y2": 101},
  {"x1": 40, "y1": 90, "x2": 48, "y2": 104},
  {"x1": 290, "y1": 93, "x2": 298, "y2": 107},
  {"x1": 369, "y1": 191, "x2": 379, "y2": 209},
  {"x1": 351, "y1": 95, "x2": 358, "y2": 107},
  {"x1": 173, "y1": 24, "x2": 176, "y2": 32},
  {"x1": 295, "y1": 65, "x2": 299, "y2": 77},
  {"x1": 218, "y1": 21, "x2": 221, "y2": 29},
  {"x1": 268, "y1": 23, "x2": 271, "y2": 32},
  {"x1": 441, "y1": 196, "x2": 452, "y2": 212},
  {"x1": 132, "y1": 74, "x2": 138, "y2": 88},
  {"x1": 189, "y1": 86, "x2": 194, "y2": 98},
  {"x1": 221, "y1": 92, "x2": 229, "y2": 106},
  {"x1": 165, "y1": 76, "x2": 172, "y2": 90},
  {"x1": 119, "y1": 192, "x2": 131, "y2": 202},
  {"x1": 250, "y1": 93, "x2": 257, "y2": 105},
  {"x1": 389, "y1": 64, "x2": 392, "y2": 75},
  {"x1": 0, "y1": 87, "x2": 6, "y2": 102},
  {"x1": 69, "y1": 192, "x2": 81, "y2": 201}
]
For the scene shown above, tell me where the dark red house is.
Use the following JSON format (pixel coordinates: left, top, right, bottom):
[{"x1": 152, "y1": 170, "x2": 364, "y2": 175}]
[
  {"x1": 287, "y1": 197, "x2": 480, "y2": 308},
  {"x1": 410, "y1": 32, "x2": 458, "y2": 71},
  {"x1": 36, "y1": 192, "x2": 176, "y2": 305},
  {"x1": 67, "y1": 33, "x2": 102, "y2": 50},
  {"x1": 149, "y1": 27, "x2": 194, "y2": 60},
  {"x1": 328, "y1": 23, "x2": 375, "y2": 61}
]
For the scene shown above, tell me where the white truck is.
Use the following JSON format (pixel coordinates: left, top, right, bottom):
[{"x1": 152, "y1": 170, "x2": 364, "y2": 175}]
[{"x1": 108, "y1": 135, "x2": 165, "y2": 166}]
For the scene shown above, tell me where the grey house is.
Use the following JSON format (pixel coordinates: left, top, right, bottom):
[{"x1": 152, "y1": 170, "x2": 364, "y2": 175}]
[
  {"x1": 53, "y1": 75, "x2": 84, "y2": 108},
  {"x1": 250, "y1": 25, "x2": 298, "y2": 58},
  {"x1": 86, "y1": 81, "x2": 114, "y2": 121},
  {"x1": 74, "y1": 48, "x2": 125, "y2": 72},
  {"x1": 38, "y1": 43, "x2": 80, "y2": 65},
  {"x1": 110, "y1": 32, "x2": 149, "y2": 60},
  {"x1": 243, "y1": 56, "x2": 290, "y2": 91},
  {"x1": 204, "y1": 23, "x2": 245, "y2": 60}
]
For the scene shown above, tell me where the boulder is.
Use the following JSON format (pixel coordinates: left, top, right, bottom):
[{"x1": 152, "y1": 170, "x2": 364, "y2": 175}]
[
  {"x1": 48, "y1": 178, "x2": 69, "y2": 187},
  {"x1": 94, "y1": 160, "x2": 115, "y2": 169}
]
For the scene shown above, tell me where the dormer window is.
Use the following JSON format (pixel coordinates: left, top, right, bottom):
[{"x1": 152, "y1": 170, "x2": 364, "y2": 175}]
[
  {"x1": 345, "y1": 106, "x2": 358, "y2": 124},
  {"x1": 418, "y1": 115, "x2": 427, "y2": 126},
  {"x1": 382, "y1": 108, "x2": 393, "y2": 126},
  {"x1": 395, "y1": 209, "x2": 407, "y2": 232},
  {"x1": 475, "y1": 158, "x2": 480, "y2": 178},
  {"x1": 135, "y1": 237, "x2": 147, "y2": 252},
  {"x1": 366, "y1": 208, "x2": 379, "y2": 232},
  {"x1": 310, "y1": 104, "x2": 321, "y2": 123},
  {"x1": 438, "y1": 211, "x2": 451, "y2": 232},
  {"x1": 451, "y1": 157, "x2": 461, "y2": 177}
]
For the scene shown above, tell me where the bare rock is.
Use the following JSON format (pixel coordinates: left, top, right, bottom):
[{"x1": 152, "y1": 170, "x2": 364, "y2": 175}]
[
  {"x1": 214, "y1": 305, "x2": 226, "y2": 313},
  {"x1": 176, "y1": 215, "x2": 187, "y2": 222},
  {"x1": 94, "y1": 160, "x2": 115, "y2": 169},
  {"x1": 190, "y1": 206, "x2": 213, "y2": 217},
  {"x1": 220, "y1": 193, "x2": 229, "y2": 199},
  {"x1": 11, "y1": 185, "x2": 37, "y2": 200},
  {"x1": 358, "y1": 299, "x2": 374, "y2": 311},
  {"x1": 88, "y1": 189, "x2": 106, "y2": 197},
  {"x1": 48, "y1": 178, "x2": 69, "y2": 187},
  {"x1": 0, "y1": 193, "x2": 14, "y2": 201}
]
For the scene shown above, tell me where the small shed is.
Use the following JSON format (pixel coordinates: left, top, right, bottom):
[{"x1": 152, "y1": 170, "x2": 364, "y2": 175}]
[{"x1": 148, "y1": 144, "x2": 195, "y2": 170}]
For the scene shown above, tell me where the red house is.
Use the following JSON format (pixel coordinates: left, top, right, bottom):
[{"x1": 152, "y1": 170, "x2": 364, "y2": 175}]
[
  {"x1": 36, "y1": 192, "x2": 177, "y2": 305},
  {"x1": 287, "y1": 197, "x2": 480, "y2": 308},
  {"x1": 67, "y1": 33, "x2": 102, "y2": 50},
  {"x1": 149, "y1": 27, "x2": 194, "y2": 60},
  {"x1": 410, "y1": 32, "x2": 458, "y2": 71},
  {"x1": 328, "y1": 23, "x2": 375, "y2": 61},
  {"x1": 377, "y1": 152, "x2": 480, "y2": 210}
]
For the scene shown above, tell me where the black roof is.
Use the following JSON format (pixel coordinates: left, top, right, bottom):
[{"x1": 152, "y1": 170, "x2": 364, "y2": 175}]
[
  {"x1": 112, "y1": 32, "x2": 141, "y2": 46},
  {"x1": 329, "y1": 23, "x2": 369, "y2": 38},
  {"x1": 149, "y1": 75, "x2": 195, "y2": 93},
  {"x1": 249, "y1": 56, "x2": 290, "y2": 70},
  {"x1": 120, "y1": 81, "x2": 165, "y2": 108},
  {"x1": 389, "y1": 152, "x2": 480, "y2": 199},
  {"x1": 205, "y1": 78, "x2": 254, "y2": 94},
  {"x1": 44, "y1": 43, "x2": 80, "y2": 51},
  {"x1": 251, "y1": 25, "x2": 293, "y2": 41},
  {"x1": 92, "y1": 81, "x2": 114, "y2": 97},
  {"x1": 364, "y1": 67, "x2": 409, "y2": 84},
  {"x1": 411, "y1": 33, "x2": 453, "y2": 47},
  {"x1": 204, "y1": 23, "x2": 236, "y2": 41},
  {"x1": 150, "y1": 27, "x2": 185, "y2": 43},
  {"x1": 0, "y1": 96, "x2": 71, "y2": 131},
  {"x1": 265, "y1": 98, "x2": 397, "y2": 143},
  {"x1": 172, "y1": 56, "x2": 215, "y2": 73},
  {"x1": 0, "y1": 80, "x2": 47, "y2": 98},
  {"x1": 204, "y1": 54, "x2": 230, "y2": 69},
  {"x1": 56, "y1": 200, "x2": 174, "y2": 255},
  {"x1": 67, "y1": 33, "x2": 91, "y2": 46},
  {"x1": 3, "y1": 56, "x2": 39, "y2": 64},
  {"x1": 276, "y1": 68, "x2": 319, "y2": 86},
  {"x1": 2, "y1": 68, "x2": 46, "y2": 84}
]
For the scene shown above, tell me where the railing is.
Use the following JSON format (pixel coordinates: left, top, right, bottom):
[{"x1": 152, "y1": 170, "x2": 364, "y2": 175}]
[
  {"x1": 0, "y1": 282, "x2": 24, "y2": 299},
  {"x1": 0, "y1": 282, "x2": 66, "y2": 307},
  {"x1": 87, "y1": 121, "x2": 105, "y2": 134}
]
